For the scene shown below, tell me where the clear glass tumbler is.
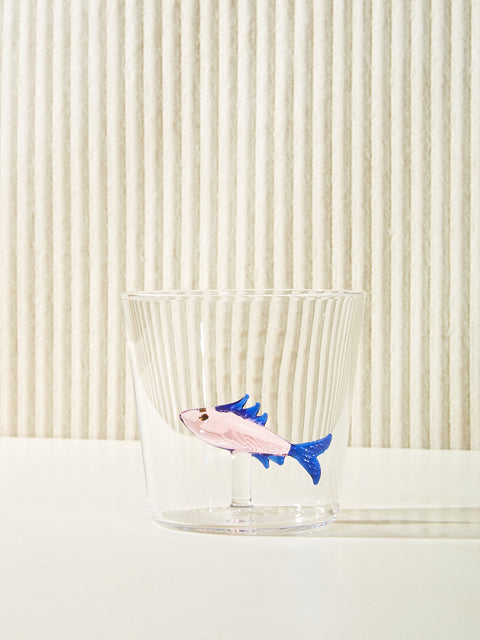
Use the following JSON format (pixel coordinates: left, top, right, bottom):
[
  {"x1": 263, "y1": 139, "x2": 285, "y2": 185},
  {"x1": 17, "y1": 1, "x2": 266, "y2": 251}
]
[{"x1": 122, "y1": 289, "x2": 365, "y2": 534}]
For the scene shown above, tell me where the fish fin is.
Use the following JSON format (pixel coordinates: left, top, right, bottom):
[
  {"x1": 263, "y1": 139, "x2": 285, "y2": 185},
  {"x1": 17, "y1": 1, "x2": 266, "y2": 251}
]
[
  {"x1": 268, "y1": 455, "x2": 285, "y2": 466},
  {"x1": 288, "y1": 434, "x2": 332, "y2": 485},
  {"x1": 247, "y1": 409, "x2": 268, "y2": 426},
  {"x1": 251, "y1": 453, "x2": 270, "y2": 469},
  {"x1": 256, "y1": 412, "x2": 268, "y2": 426},
  {"x1": 244, "y1": 402, "x2": 261, "y2": 419},
  {"x1": 215, "y1": 394, "x2": 249, "y2": 413},
  {"x1": 216, "y1": 395, "x2": 269, "y2": 426}
]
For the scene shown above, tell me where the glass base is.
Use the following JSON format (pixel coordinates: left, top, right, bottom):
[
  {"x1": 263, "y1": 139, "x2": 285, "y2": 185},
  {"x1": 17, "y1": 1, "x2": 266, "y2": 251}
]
[{"x1": 155, "y1": 503, "x2": 339, "y2": 535}]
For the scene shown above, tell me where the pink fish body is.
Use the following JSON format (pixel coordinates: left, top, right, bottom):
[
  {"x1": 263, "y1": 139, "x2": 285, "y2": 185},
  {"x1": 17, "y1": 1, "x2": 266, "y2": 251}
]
[
  {"x1": 180, "y1": 405, "x2": 290, "y2": 455},
  {"x1": 179, "y1": 394, "x2": 332, "y2": 485}
]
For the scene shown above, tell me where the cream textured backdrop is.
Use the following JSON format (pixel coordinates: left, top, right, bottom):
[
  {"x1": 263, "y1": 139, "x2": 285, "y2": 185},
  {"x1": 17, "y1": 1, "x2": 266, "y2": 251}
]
[{"x1": 0, "y1": 0, "x2": 478, "y2": 448}]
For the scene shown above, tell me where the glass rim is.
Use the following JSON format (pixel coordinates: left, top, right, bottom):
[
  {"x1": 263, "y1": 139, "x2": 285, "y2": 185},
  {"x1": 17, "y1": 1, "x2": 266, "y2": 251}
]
[{"x1": 121, "y1": 288, "x2": 367, "y2": 302}]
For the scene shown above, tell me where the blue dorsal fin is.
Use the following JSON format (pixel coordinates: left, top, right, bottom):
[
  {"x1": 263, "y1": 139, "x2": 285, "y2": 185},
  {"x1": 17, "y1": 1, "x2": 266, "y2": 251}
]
[
  {"x1": 215, "y1": 394, "x2": 249, "y2": 413},
  {"x1": 247, "y1": 409, "x2": 268, "y2": 426},
  {"x1": 244, "y1": 403, "x2": 260, "y2": 419},
  {"x1": 215, "y1": 395, "x2": 268, "y2": 426}
]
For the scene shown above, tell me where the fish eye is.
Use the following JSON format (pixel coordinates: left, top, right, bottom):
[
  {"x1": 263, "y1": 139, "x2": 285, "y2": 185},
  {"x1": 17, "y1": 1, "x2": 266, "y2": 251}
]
[{"x1": 199, "y1": 413, "x2": 209, "y2": 422}]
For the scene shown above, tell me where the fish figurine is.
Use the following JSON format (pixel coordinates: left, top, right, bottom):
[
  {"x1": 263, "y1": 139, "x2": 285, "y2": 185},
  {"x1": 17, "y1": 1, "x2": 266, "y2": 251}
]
[{"x1": 179, "y1": 394, "x2": 332, "y2": 485}]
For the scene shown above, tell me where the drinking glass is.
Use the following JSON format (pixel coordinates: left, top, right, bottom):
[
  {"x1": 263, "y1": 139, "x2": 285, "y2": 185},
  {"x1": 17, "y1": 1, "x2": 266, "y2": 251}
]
[{"x1": 122, "y1": 289, "x2": 365, "y2": 534}]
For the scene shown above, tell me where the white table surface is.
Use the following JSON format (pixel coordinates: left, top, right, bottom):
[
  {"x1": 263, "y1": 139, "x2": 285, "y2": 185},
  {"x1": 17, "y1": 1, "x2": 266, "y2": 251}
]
[{"x1": 0, "y1": 438, "x2": 479, "y2": 640}]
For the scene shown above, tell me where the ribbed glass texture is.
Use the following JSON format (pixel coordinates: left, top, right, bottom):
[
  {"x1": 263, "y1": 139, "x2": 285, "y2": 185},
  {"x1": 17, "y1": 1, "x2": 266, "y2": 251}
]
[{"x1": 123, "y1": 289, "x2": 365, "y2": 534}]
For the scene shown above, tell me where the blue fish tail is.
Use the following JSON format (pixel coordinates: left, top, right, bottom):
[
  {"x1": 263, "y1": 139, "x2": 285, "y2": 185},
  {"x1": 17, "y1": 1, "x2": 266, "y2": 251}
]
[{"x1": 288, "y1": 434, "x2": 332, "y2": 485}]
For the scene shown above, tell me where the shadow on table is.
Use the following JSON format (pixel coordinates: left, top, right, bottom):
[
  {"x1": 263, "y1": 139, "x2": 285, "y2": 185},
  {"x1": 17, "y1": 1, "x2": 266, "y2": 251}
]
[{"x1": 300, "y1": 507, "x2": 480, "y2": 539}]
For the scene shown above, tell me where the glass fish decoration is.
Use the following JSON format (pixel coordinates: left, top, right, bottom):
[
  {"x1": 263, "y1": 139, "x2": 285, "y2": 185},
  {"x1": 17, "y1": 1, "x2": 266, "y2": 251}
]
[{"x1": 179, "y1": 394, "x2": 332, "y2": 485}]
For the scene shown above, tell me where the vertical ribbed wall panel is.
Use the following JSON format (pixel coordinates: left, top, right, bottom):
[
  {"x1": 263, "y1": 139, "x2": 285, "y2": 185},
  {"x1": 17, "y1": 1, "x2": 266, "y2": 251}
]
[
  {"x1": 70, "y1": 1, "x2": 89, "y2": 439},
  {"x1": 236, "y1": 1, "x2": 255, "y2": 289},
  {"x1": 105, "y1": 0, "x2": 126, "y2": 439},
  {"x1": 311, "y1": 0, "x2": 332, "y2": 290},
  {"x1": 331, "y1": 0, "x2": 351, "y2": 289},
  {"x1": 371, "y1": 0, "x2": 391, "y2": 447},
  {"x1": 471, "y1": 1, "x2": 480, "y2": 451},
  {"x1": 449, "y1": 1, "x2": 470, "y2": 450},
  {"x1": 389, "y1": 0, "x2": 409, "y2": 448},
  {"x1": 199, "y1": 0, "x2": 218, "y2": 288},
  {"x1": 430, "y1": 0, "x2": 450, "y2": 450},
  {"x1": 17, "y1": 0, "x2": 36, "y2": 437},
  {"x1": 161, "y1": 0, "x2": 181, "y2": 290},
  {"x1": 180, "y1": 0, "x2": 199, "y2": 290},
  {"x1": 143, "y1": 0, "x2": 163, "y2": 288},
  {"x1": 409, "y1": 0, "x2": 431, "y2": 449},
  {"x1": 34, "y1": 0, "x2": 53, "y2": 438},
  {"x1": 217, "y1": 0, "x2": 236, "y2": 290},
  {"x1": 51, "y1": 0, "x2": 71, "y2": 438},
  {"x1": 350, "y1": 0, "x2": 371, "y2": 447},
  {"x1": 273, "y1": 0, "x2": 293, "y2": 288},
  {"x1": 0, "y1": 1, "x2": 19, "y2": 437},
  {"x1": 88, "y1": 0, "x2": 107, "y2": 438},
  {"x1": 0, "y1": 0, "x2": 478, "y2": 449},
  {"x1": 292, "y1": 0, "x2": 313, "y2": 288},
  {"x1": 124, "y1": 0, "x2": 145, "y2": 438}
]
